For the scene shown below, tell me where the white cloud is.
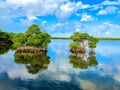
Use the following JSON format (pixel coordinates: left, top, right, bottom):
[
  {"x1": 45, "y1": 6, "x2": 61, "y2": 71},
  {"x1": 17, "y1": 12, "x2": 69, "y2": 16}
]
[
  {"x1": 49, "y1": 22, "x2": 76, "y2": 36},
  {"x1": 98, "y1": 6, "x2": 118, "y2": 15},
  {"x1": 90, "y1": 0, "x2": 120, "y2": 11},
  {"x1": 49, "y1": 21, "x2": 120, "y2": 37},
  {"x1": 76, "y1": 28, "x2": 80, "y2": 32},
  {"x1": 27, "y1": 14, "x2": 38, "y2": 21},
  {"x1": 102, "y1": 0, "x2": 119, "y2": 5},
  {"x1": 119, "y1": 0, "x2": 120, "y2": 3},
  {"x1": 0, "y1": 0, "x2": 90, "y2": 21},
  {"x1": 7, "y1": 0, "x2": 37, "y2": 5},
  {"x1": 114, "y1": 73, "x2": 120, "y2": 82},
  {"x1": 80, "y1": 13, "x2": 95, "y2": 22},
  {"x1": 92, "y1": 22, "x2": 120, "y2": 37},
  {"x1": 76, "y1": 77, "x2": 97, "y2": 90},
  {"x1": 75, "y1": 13, "x2": 81, "y2": 16},
  {"x1": 8, "y1": 68, "x2": 38, "y2": 80},
  {"x1": 56, "y1": 1, "x2": 89, "y2": 20},
  {"x1": 96, "y1": 45, "x2": 120, "y2": 57},
  {"x1": 97, "y1": 22, "x2": 112, "y2": 34},
  {"x1": 91, "y1": 5, "x2": 103, "y2": 11},
  {"x1": 4, "y1": 0, "x2": 59, "y2": 20},
  {"x1": 49, "y1": 21, "x2": 90, "y2": 37},
  {"x1": 42, "y1": 21, "x2": 47, "y2": 24}
]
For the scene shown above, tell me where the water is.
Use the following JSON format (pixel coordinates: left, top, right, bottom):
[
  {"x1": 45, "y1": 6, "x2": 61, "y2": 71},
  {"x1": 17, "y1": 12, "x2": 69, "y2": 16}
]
[{"x1": 0, "y1": 40, "x2": 120, "y2": 90}]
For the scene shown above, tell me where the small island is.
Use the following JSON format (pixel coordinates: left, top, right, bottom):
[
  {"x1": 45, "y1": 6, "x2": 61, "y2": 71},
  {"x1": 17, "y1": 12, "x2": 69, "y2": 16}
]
[
  {"x1": 0, "y1": 24, "x2": 51, "y2": 53},
  {"x1": 68, "y1": 32, "x2": 99, "y2": 69},
  {"x1": 69, "y1": 32, "x2": 98, "y2": 53},
  {"x1": 12, "y1": 24, "x2": 51, "y2": 53}
]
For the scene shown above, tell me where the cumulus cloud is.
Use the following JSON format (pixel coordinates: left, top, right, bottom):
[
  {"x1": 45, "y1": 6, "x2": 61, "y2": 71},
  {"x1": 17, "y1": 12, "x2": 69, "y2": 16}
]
[
  {"x1": 48, "y1": 21, "x2": 91, "y2": 37},
  {"x1": 92, "y1": 22, "x2": 120, "y2": 37},
  {"x1": 0, "y1": 0, "x2": 90, "y2": 21},
  {"x1": 90, "y1": 0, "x2": 120, "y2": 11},
  {"x1": 80, "y1": 13, "x2": 95, "y2": 22},
  {"x1": 98, "y1": 6, "x2": 118, "y2": 15},
  {"x1": 0, "y1": 0, "x2": 120, "y2": 36},
  {"x1": 49, "y1": 21, "x2": 120, "y2": 37},
  {"x1": 56, "y1": 1, "x2": 90, "y2": 21},
  {"x1": 97, "y1": 22, "x2": 112, "y2": 33},
  {"x1": 49, "y1": 22, "x2": 76, "y2": 36}
]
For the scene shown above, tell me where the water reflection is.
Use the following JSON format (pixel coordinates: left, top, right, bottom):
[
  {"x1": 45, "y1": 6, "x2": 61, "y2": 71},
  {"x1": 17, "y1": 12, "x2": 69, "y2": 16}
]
[
  {"x1": 0, "y1": 46, "x2": 10, "y2": 55},
  {"x1": 69, "y1": 51, "x2": 98, "y2": 69},
  {"x1": 14, "y1": 52, "x2": 50, "y2": 74},
  {"x1": 0, "y1": 40, "x2": 120, "y2": 90}
]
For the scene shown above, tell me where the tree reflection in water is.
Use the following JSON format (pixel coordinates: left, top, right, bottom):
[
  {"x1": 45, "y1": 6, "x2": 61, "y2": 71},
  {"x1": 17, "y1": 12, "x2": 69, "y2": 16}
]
[
  {"x1": 14, "y1": 51, "x2": 50, "y2": 74},
  {"x1": 69, "y1": 51, "x2": 98, "y2": 69},
  {"x1": 0, "y1": 46, "x2": 10, "y2": 55}
]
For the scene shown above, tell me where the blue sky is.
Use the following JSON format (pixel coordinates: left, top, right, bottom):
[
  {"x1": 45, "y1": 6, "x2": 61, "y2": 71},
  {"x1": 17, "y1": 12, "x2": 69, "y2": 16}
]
[{"x1": 0, "y1": 0, "x2": 120, "y2": 37}]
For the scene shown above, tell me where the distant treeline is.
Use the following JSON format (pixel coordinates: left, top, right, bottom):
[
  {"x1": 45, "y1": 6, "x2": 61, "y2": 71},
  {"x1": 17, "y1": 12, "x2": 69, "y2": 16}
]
[
  {"x1": 51, "y1": 37, "x2": 120, "y2": 40},
  {"x1": 97, "y1": 37, "x2": 120, "y2": 40},
  {"x1": 51, "y1": 37, "x2": 70, "y2": 39},
  {"x1": 1, "y1": 28, "x2": 120, "y2": 48}
]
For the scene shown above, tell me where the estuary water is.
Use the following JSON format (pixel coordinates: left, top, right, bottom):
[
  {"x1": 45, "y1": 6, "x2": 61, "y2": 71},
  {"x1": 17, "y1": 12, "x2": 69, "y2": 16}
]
[{"x1": 0, "y1": 40, "x2": 120, "y2": 90}]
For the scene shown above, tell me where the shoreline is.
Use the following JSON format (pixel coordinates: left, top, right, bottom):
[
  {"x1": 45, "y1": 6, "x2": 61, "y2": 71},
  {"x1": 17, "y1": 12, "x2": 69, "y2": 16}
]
[{"x1": 51, "y1": 37, "x2": 120, "y2": 40}]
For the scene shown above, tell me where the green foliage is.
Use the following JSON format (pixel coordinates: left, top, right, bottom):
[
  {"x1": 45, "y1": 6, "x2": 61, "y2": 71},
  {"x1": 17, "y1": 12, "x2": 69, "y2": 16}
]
[
  {"x1": 70, "y1": 32, "x2": 98, "y2": 53},
  {"x1": 39, "y1": 32, "x2": 51, "y2": 48},
  {"x1": 25, "y1": 34, "x2": 41, "y2": 46},
  {"x1": 70, "y1": 32, "x2": 89, "y2": 42},
  {"x1": 69, "y1": 42, "x2": 79, "y2": 48},
  {"x1": 0, "y1": 46, "x2": 10, "y2": 55},
  {"x1": 69, "y1": 52, "x2": 98, "y2": 69},
  {"x1": 12, "y1": 24, "x2": 51, "y2": 49},
  {"x1": 25, "y1": 24, "x2": 41, "y2": 37},
  {"x1": 88, "y1": 36, "x2": 98, "y2": 49},
  {"x1": 70, "y1": 32, "x2": 81, "y2": 41},
  {"x1": 12, "y1": 33, "x2": 27, "y2": 48},
  {"x1": 51, "y1": 37, "x2": 70, "y2": 39},
  {"x1": 14, "y1": 52, "x2": 50, "y2": 74},
  {"x1": 88, "y1": 41, "x2": 96, "y2": 48},
  {"x1": 88, "y1": 56, "x2": 98, "y2": 66},
  {"x1": 69, "y1": 32, "x2": 98, "y2": 69},
  {"x1": 98, "y1": 37, "x2": 120, "y2": 40},
  {"x1": 88, "y1": 36, "x2": 98, "y2": 43},
  {"x1": 0, "y1": 29, "x2": 12, "y2": 42},
  {"x1": 0, "y1": 24, "x2": 51, "y2": 49},
  {"x1": 69, "y1": 55, "x2": 88, "y2": 69}
]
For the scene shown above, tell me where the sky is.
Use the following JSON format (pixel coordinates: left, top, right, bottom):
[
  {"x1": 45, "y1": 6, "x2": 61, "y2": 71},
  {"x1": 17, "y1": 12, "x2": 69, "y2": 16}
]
[{"x1": 0, "y1": 0, "x2": 120, "y2": 37}]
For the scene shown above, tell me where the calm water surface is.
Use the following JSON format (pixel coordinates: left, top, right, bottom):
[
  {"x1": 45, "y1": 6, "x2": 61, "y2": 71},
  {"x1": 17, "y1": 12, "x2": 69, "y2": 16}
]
[{"x1": 0, "y1": 40, "x2": 120, "y2": 90}]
